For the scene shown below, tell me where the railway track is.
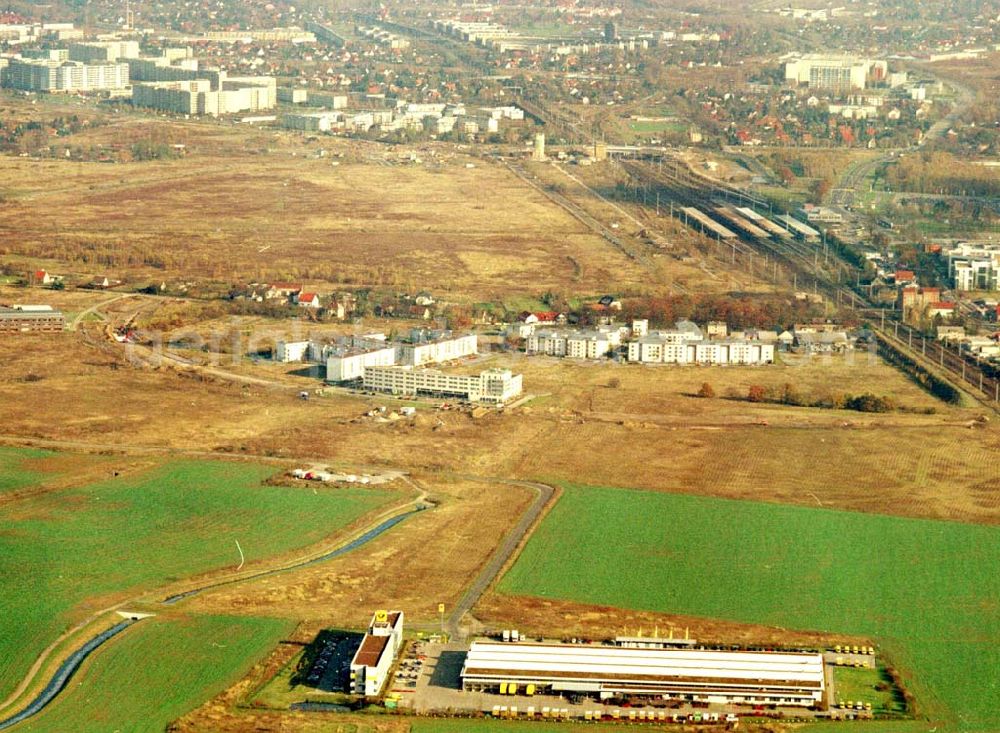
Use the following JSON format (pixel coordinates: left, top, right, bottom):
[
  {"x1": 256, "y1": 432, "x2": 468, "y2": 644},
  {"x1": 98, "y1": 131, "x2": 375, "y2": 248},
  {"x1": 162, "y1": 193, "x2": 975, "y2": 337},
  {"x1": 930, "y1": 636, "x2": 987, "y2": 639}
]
[
  {"x1": 618, "y1": 159, "x2": 1000, "y2": 410},
  {"x1": 504, "y1": 160, "x2": 650, "y2": 267}
]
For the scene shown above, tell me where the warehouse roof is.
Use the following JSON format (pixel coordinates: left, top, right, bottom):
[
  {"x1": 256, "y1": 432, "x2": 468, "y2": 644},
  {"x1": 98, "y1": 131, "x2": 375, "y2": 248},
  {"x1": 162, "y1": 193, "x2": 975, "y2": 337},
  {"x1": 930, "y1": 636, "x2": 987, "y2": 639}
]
[{"x1": 462, "y1": 642, "x2": 824, "y2": 687}]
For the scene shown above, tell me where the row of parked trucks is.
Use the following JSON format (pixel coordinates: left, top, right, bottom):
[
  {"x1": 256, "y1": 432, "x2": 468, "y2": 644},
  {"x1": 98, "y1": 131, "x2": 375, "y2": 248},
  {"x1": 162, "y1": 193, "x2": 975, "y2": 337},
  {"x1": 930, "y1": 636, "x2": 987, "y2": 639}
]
[{"x1": 489, "y1": 706, "x2": 739, "y2": 723}]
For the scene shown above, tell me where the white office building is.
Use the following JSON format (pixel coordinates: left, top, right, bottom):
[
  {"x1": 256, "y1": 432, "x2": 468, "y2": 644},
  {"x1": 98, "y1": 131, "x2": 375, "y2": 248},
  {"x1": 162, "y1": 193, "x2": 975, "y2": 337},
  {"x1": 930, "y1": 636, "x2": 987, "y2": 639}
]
[
  {"x1": 783, "y1": 54, "x2": 887, "y2": 93},
  {"x1": 349, "y1": 610, "x2": 405, "y2": 698}
]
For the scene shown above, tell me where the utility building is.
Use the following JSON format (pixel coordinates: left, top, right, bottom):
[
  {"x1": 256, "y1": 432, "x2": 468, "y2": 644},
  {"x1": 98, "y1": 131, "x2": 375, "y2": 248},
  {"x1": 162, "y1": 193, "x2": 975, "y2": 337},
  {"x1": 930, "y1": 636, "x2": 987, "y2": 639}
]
[{"x1": 461, "y1": 642, "x2": 825, "y2": 707}]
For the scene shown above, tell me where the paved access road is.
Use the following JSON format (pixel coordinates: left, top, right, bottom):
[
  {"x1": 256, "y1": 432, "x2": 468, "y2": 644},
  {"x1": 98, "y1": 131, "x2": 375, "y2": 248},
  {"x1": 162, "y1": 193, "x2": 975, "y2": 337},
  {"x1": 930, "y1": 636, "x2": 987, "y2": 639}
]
[{"x1": 444, "y1": 477, "x2": 557, "y2": 639}]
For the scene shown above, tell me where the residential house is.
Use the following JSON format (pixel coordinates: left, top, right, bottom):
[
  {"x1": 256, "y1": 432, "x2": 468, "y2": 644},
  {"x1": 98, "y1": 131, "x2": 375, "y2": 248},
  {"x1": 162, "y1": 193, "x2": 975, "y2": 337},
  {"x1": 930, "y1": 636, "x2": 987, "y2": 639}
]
[
  {"x1": 515, "y1": 311, "x2": 563, "y2": 338},
  {"x1": 927, "y1": 302, "x2": 955, "y2": 319},
  {"x1": 297, "y1": 292, "x2": 322, "y2": 309},
  {"x1": 266, "y1": 282, "x2": 303, "y2": 301},
  {"x1": 794, "y1": 331, "x2": 851, "y2": 353},
  {"x1": 33, "y1": 270, "x2": 62, "y2": 285}
]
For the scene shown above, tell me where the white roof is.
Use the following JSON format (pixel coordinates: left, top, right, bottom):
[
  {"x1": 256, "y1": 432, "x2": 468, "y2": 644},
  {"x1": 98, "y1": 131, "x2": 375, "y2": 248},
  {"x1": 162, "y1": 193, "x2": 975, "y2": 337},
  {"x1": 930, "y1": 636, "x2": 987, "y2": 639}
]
[{"x1": 463, "y1": 642, "x2": 824, "y2": 686}]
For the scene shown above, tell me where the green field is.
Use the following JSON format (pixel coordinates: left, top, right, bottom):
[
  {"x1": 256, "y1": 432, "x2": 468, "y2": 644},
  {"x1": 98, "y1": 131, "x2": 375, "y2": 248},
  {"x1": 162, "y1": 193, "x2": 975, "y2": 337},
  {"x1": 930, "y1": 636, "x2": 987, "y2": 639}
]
[
  {"x1": 0, "y1": 447, "x2": 57, "y2": 494},
  {"x1": 20, "y1": 614, "x2": 294, "y2": 732},
  {"x1": 628, "y1": 120, "x2": 685, "y2": 134},
  {"x1": 832, "y1": 666, "x2": 903, "y2": 714},
  {"x1": 0, "y1": 459, "x2": 400, "y2": 702},
  {"x1": 499, "y1": 486, "x2": 1000, "y2": 732}
]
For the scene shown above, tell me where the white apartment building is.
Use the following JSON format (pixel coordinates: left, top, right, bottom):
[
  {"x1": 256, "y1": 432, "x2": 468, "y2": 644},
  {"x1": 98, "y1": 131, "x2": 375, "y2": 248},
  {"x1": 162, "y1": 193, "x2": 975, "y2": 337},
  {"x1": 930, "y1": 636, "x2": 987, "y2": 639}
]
[
  {"x1": 68, "y1": 41, "x2": 140, "y2": 63},
  {"x1": 362, "y1": 366, "x2": 522, "y2": 405},
  {"x1": 132, "y1": 74, "x2": 275, "y2": 116},
  {"x1": 274, "y1": 340, "x2": 311, "y2": 363},
  {"x1": 628, "y1": 336, "x2": 774, "y2": 365},
  {"x1": 197, "y1": 28, "x2": 316, "y2": 43},
  {"x1": 132, "y1": 79, "x2": 218, "y2": 115},
  {"x1": 947, "y1": 243, "x2": 1000, "y2": 292},
  {"x1": 397, "y1": 333, "x2": 478, "y2": 366},
  {"x1": 5, "y1": 58, "x2": 129, "y2": 92},
  {"x1": 326, "y1": 345, "x2": 397, "y2": 382},
  {"x1": 527, "y1": 327, "x2": 622, "y2": 359},
  {"x1": 626, "y1": 321, "x2": 774, "y2": 365},
  {"x1": 283, "y1": 111, "x2": 342, "y2": 132},
  {"x1": 126, "y1": 54, "x2": 204, "y2": 84}
]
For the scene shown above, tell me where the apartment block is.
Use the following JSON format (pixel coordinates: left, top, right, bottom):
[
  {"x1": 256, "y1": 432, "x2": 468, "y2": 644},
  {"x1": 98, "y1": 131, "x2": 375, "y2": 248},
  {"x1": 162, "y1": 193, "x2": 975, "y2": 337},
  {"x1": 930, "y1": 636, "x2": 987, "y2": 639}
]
[
  {"x1": 362, "y1": 366, "x2": 522, "y2": 405},
  {"x1": 68, "y1": 41, "x2": 140, "y2": 63},
  {"x1": 527, "y1": 327, "x2": 623, "y2": 359},
  {"x1": 4, "y1": 58, "x2": 129, "y2": 92},
  {"x1": 397, "y1": 333, "x2": 477, "y2": 366},
  {"x1": 947, "y1": 243, "x2": 1000, "y2": 292}
]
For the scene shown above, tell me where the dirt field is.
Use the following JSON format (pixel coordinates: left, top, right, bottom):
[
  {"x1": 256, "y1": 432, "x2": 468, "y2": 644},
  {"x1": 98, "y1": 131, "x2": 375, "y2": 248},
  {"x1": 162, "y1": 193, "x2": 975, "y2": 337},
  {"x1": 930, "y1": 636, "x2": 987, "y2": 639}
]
[
  {"x1": 475, "y1": 594, "x2": 863, "y2": 650},
  {"x1": 0, "y1": 127, "x2": 651, "y2": 302}
]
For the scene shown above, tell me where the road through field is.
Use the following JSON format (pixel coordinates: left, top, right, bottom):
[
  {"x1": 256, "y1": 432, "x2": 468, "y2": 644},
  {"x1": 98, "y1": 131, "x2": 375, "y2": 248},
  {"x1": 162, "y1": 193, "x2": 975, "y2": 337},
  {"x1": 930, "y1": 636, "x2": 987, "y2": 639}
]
[
  {"x1": 69, "y1": 293, "x2": 141, "y2": 331},
  {"x1": 443, "y1": 478, "x2": 556, "y2": 639}
]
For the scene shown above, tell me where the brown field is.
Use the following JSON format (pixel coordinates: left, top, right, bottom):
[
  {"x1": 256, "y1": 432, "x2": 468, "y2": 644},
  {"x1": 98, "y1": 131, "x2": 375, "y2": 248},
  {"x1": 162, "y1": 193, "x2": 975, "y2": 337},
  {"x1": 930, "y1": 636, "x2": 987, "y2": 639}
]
[
  {"x1": 1, "y1": 101, "x2": 997, "y2": 731},
  {"x1": 0, "y1": 123, "x2": 653, "y2": 302},
  {"x1": 474, "y1": 594, "x2": 865, "y2": 651},
  {"x1": 2, "y1": 320, "x2": 997, "y2": 525}
]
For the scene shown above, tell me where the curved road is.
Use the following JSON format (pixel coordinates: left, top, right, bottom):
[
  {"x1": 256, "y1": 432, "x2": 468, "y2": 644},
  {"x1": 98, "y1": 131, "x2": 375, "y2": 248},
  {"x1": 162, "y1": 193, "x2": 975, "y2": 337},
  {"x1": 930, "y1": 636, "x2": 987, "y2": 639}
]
[
  {"x1": 69, "y1": 293, "x2": 141, "y2": 331},
  {"x1": 443, "y1": 477, "x2": 557, "y2": 639}
]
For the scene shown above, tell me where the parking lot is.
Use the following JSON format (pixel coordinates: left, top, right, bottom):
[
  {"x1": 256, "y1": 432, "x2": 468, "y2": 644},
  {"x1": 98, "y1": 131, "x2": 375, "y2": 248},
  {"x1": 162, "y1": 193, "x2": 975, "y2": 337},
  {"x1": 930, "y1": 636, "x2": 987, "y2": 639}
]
[{"x1": 299, "y1": 631, "x2": 364, "y2": 693}]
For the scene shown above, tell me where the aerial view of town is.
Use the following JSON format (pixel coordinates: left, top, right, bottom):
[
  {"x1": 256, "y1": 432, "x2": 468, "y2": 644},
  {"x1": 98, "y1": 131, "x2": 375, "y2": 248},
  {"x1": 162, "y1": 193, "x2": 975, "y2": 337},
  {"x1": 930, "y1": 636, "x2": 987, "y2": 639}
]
[{"x1": 0, "y1": 0, "x2": 997, "y2": 731}]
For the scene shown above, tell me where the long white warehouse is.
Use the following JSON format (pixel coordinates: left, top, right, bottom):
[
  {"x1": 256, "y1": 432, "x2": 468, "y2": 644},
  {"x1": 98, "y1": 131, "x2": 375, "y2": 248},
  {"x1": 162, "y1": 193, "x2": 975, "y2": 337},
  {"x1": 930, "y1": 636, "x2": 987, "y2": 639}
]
[{"x1": 461, "y1": 642, "x2": 825, "y2": 707}]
